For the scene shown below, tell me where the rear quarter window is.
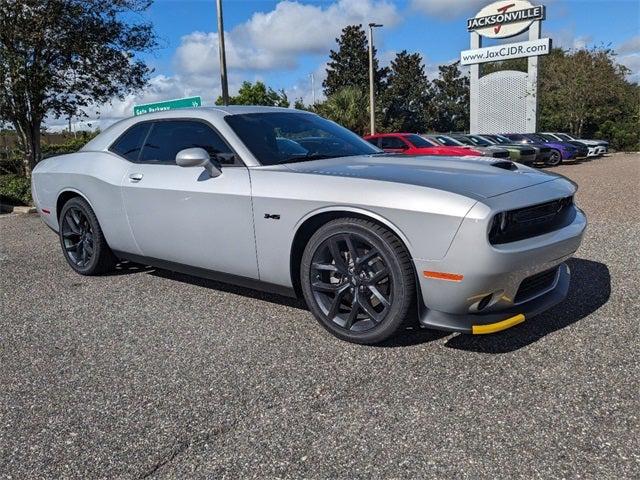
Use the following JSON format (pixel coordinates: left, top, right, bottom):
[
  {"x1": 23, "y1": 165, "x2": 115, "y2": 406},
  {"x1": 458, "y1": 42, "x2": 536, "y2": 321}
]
[{"x1": 109, "y1": 122, "x2": 152, "y2": 161}]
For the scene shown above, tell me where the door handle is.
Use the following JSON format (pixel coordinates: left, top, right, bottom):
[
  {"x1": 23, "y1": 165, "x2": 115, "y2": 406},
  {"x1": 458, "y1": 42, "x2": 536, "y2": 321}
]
[{"x1": 129, "y1": 173, "x2": 143, "y2": 182}]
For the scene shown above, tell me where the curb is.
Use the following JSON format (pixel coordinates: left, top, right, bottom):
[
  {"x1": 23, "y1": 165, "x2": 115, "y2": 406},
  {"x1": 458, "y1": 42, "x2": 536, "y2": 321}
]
[{"x1": 0, "y1": 205, "x2": 37, "y2": 214}]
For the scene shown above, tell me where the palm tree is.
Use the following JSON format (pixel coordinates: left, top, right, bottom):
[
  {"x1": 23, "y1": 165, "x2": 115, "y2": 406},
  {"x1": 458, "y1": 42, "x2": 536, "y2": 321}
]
[{"x1": 315, "y1": 87, "x2": 369, "y2": 135}]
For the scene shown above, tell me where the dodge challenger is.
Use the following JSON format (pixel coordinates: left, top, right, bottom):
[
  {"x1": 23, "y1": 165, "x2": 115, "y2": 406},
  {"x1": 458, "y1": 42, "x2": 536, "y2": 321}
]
[{"x1": 32, "y1": 107, "x2": 587, "y2": 344}]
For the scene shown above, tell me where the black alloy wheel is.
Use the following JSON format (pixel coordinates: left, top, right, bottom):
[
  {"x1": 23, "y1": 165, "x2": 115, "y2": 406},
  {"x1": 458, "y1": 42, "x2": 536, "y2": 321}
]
[
  {"x1": 546, "y1": 149, "x2": 562, "y2": 166},
  {"x1": 301, "y1": 218, "x2": 415, "y2": 344},
  {"x1": 61, "y1": 206, "x2": 94, "y2": 268},
  {"x1": 310, "y1": 233, "x2": 391, "y2": 331},
  {"x1": 59, "y1": 197, "x2": 116, "y2": 275}
]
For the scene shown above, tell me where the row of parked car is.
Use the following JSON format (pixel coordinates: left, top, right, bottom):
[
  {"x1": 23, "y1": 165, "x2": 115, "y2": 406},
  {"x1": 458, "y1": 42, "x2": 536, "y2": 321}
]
[{"x1": 364, "y1": 132, "x2": 609, "y2": 167}]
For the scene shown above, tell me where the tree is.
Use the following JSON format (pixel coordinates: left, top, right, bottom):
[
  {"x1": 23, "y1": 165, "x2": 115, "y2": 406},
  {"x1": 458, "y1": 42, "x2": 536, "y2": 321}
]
[
  {"x1": 430, "y1": 62, "x2": 470, "y2": 132},
  {"x1": 323, "y1": 25, "x2": 387, "y2": 97},
  {"x1": 380, "y1": 51, "x2": 432, "y2": 132},
  {"x1": 0, "y1": 0, "x2": 157, "y2": 177},
  {"x1": 216, "y1": 81, "x2": 289, "y2": 107},
  {"x1": 314, "y1": 87, "x2": 369, "y2": 135},
  {"x1": 293, "y1": 98, "x2": 309, "y2": 110},
  {"x1": 538, "y1": 47, "x2": 634, "y2": 138}
]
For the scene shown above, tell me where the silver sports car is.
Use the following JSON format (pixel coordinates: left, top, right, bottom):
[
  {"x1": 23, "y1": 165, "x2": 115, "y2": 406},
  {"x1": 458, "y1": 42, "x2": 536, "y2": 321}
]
[{"x1": 32, "y1": 106, "x2": 586, "y2": 344}]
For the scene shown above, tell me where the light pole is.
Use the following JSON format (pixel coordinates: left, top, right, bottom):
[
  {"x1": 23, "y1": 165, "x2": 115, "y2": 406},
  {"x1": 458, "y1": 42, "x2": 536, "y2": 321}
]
[
  {"x1": 216, "y1": 0, "x2": 229, "y2": 105},
  {"x1": 368, "y1": 23, "x2": 383, "y2": 135},
  {"x1": 309, "y1": 73, "x2": 316, "y2": 105}
]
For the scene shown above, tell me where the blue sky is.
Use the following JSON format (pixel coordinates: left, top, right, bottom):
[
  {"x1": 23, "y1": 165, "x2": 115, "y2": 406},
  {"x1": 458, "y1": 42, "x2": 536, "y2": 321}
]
[{"x1": 69, "y1": 0, "x2": 639, "y2": 129}]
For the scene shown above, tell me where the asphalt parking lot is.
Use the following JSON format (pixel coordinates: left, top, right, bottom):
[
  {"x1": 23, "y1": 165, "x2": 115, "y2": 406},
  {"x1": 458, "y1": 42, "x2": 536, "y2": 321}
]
[{"x1": 1, "y1": 153, "x2": 639, "y2": 479}]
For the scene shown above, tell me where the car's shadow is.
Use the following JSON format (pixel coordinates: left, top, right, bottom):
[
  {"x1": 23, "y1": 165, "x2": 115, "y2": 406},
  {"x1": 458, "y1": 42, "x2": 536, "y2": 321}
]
[
  {"x1": 107, "y1": 260, "x2": 155, "y2": 276},
  {"x1": 148, "y1": 268, "x2": 306, "y2": 310},
  {"x1": 444, "y1": 257, "x2": 611, "y2": 354},
  {"x1": 109, "y1": 257, "x2": 609, "y2": 353}
]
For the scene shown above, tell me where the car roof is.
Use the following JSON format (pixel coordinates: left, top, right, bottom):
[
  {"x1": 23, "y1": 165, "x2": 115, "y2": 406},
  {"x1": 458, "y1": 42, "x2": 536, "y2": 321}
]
[{"x1": 82, "y1": 105, "x2": 313, "y2": 153}]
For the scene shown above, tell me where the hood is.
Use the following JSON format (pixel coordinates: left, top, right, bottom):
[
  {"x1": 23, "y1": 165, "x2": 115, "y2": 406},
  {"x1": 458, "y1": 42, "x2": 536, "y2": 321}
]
[
  {"x1": 576, "y1": 138, "x2": 606, "y2": 146},
  {"x1": 283, "y1": 154, "x2": 560, "y2": 199}
]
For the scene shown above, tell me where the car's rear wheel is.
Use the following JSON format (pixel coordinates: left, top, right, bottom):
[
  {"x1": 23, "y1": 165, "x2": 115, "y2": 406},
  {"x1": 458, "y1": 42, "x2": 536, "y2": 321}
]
[
  {"x1": 546, "y1": 149, "x2": 562, "y2": 166},
  {"x1": 300, "y1": 218, "x2": 415, "y2": 344},
  {"x1": 59, "y1": 197, "x2": 116, "y2": 275}
]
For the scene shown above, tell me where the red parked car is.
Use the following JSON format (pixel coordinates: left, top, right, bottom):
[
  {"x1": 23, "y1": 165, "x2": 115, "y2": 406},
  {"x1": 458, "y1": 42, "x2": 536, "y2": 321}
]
[{"x1": 364, "y1": 133, "x2": 483, "y2": 156}]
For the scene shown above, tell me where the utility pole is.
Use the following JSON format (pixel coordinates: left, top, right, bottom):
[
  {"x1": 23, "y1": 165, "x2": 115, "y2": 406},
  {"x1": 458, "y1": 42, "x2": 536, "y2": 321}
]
[
  {"x1": 368, "y1": 23, "x2": 383, "y2": 135},
  {"x1": 310, "y1": 73, "x2": 316, "y2": 104},
  {"x1": 216, "y1": 0, "x2": 229, "y2": 105}
]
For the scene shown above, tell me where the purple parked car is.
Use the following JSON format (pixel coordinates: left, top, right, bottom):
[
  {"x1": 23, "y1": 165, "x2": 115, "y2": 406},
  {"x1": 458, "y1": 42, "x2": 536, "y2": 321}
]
[{"x1": 503, "y1": 133, "x2": 587, "y2": 166}]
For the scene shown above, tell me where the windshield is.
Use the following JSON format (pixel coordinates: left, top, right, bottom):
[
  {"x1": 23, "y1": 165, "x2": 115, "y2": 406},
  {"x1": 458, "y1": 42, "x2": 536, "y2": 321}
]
[
  {"x1": 467, "y1": 135, "x2": 492, "y2": 147},
  {"x1": 451, "y1": 135, "x2": 474, "y2": 146},
  {"x1": 557, "y1": 133, "x2": 574, "y2": 141},
  {"x1": 478, "y1": 136, "x2": 497, "y2": 145},
  {"x1": 525, "y1": 133, "x2": 548, "y2": 143},
  {"x1": 505, "y1": 133, "x2": 528, "y2": 142},
  {"x1": 491, "y1": 134, "x2": 514, "y2": 144},
  {"x1": 224, "y1": 112, "x2": 381, "y2": 165},
  {"x1": 405, "y1": 134, "x2": 434, "y2": 148},
  {"x1": 433, "y1": 135, "x2": 464, "y2": 146},
  {"x1": 538, "y1": 133, "x2": 559, "y2": 142}
]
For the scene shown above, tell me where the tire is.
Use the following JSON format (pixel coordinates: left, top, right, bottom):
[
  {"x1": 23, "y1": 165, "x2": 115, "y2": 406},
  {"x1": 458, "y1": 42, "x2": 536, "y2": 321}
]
[
  {"x1": 300, "y1": 218, "x2": 415, "y2": 344},
  {"x1": 58, "y1": 197, "x2": 116, "y2": 275},
  {"x1": 545, "y1": 149, "x2": 562, "y2": 166}
]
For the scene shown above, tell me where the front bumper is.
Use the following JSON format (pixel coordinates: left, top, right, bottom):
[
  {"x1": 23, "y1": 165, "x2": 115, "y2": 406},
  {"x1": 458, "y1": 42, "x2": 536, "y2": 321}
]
[
  {"x1": 418, "y1": 263, "x2": 570, "y2": 334},
  {"x1": 412, "y1": 181, "x2": 586, "y2": 334}
]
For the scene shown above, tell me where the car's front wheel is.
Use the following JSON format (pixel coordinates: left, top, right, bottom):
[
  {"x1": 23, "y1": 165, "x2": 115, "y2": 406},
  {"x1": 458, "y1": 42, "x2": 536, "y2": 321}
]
[
  {"x1": 300, "y1": 218, "x2": 415, "y2": 344},
  {"x1": 546, "y1": 149, "x2": 562, "y2": 166},
  {"x1": 59, "y1": 197, "x2": 116, "y2": 275}
]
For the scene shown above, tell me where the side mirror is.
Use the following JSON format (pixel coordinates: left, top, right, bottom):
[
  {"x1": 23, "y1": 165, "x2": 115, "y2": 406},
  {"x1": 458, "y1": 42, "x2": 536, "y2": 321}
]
[{"x1": 176, "y1": 147, "x2": 222, "y2": 178}]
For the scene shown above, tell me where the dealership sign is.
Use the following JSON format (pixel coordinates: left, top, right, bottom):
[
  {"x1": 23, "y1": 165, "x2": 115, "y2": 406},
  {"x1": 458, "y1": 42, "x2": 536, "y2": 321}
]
[
  {"x1": 467, "y1": 0, "x2": 545, "y2": 39},
  {"x1": 467, "y1": 2, "x2": 547, "y2": 134},
  {"x1": 461, "y1": 37, "x2": 551, "y2": 65},
  {"x1": 133, "y1": 96, "x2": 202, "y2": 116}
]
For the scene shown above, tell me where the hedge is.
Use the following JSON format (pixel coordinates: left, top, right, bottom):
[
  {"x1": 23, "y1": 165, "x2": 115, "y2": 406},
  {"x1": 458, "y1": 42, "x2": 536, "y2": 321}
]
[{"x1": 0, "y1": 174, "x2": 31, "y2": 206}]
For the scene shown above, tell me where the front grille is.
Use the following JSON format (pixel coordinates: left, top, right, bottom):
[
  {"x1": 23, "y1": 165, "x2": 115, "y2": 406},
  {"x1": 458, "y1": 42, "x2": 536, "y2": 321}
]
[
  {"x1": 492, "y1": 150, "x2": 510, "y2": 158},
  {"x1": 522, "y1": 148, "x2": 536, "y2": 156},
  {"x1": 489, "y1": 196, "x2": 575, "y2": 244},
  {"x1": 515, "y1": 267, "x2": 559, "y2": 303}
]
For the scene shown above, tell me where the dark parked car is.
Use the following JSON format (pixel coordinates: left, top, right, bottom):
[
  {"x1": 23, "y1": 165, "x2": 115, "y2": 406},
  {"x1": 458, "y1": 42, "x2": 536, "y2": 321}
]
[
  {"x1": 503, "y1": 133, "x2": 586, "y2": 166},
  {"x1": 478, "y1": 134, "x2": 548, "y2": 165},
  {"x1": 534, "y1": 133, "x2": 592, "y2": 159},
  {"x1": 451, "y1": 134, "x2": 537, "y2": 165}
]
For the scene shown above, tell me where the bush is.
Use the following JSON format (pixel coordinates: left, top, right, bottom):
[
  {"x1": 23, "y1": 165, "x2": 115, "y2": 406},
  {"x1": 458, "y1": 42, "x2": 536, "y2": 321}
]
[
  {"x1": 596, "y1": 120, "x2": 640, "y2": 152},
  {"x1": 0, "y1": 174, "x2": 31, "y2": 206},
  {"x1": 42, "y1": 131, "x2": 99, "y2": 158}
]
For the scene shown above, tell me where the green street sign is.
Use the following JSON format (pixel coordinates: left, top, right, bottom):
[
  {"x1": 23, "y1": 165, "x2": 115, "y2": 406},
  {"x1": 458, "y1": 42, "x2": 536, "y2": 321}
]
[{"x1": 133, "y1": 96, "x2": 202, "y2": 116}]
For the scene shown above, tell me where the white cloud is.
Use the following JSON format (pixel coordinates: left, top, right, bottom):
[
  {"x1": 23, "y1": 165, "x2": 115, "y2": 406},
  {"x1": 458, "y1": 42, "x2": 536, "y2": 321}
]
[
  {"x1": 618, "y1": 35, "x2": 640, "y2": 55},
  {"x1": 616, "y1": 35, "x2": 640, "y2": 83},
  {"x1": 175, "y1": 0, "x2": 401, "y2": 75},
  {"x1": 47, "y1": 0, "x2": 401, "y2": 130},
  {"x1": 286, "y1": 63, "x2": 329, "y2": 106},
  {"x1": 410, "y1": 0, "x2": 487, "y2": 20},
  {"x1": 547, "y1": 28, "x2": 593, "y2": 50}
]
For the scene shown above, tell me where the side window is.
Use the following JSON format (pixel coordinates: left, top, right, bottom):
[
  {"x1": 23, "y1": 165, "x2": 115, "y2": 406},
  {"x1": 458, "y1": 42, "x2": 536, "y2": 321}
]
[
  {"x1": 110, "y1": 122, "x2": 152, "y2": 161},
  {"x1": 380, "y1": 137, "x2": 407, "y2": 149},
  {"x1": 365, "y1": 138, "x2": 380, "y2": 147},
  {"x1": 139, "y1": 120, "x2": 234, "y2": 165}
]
